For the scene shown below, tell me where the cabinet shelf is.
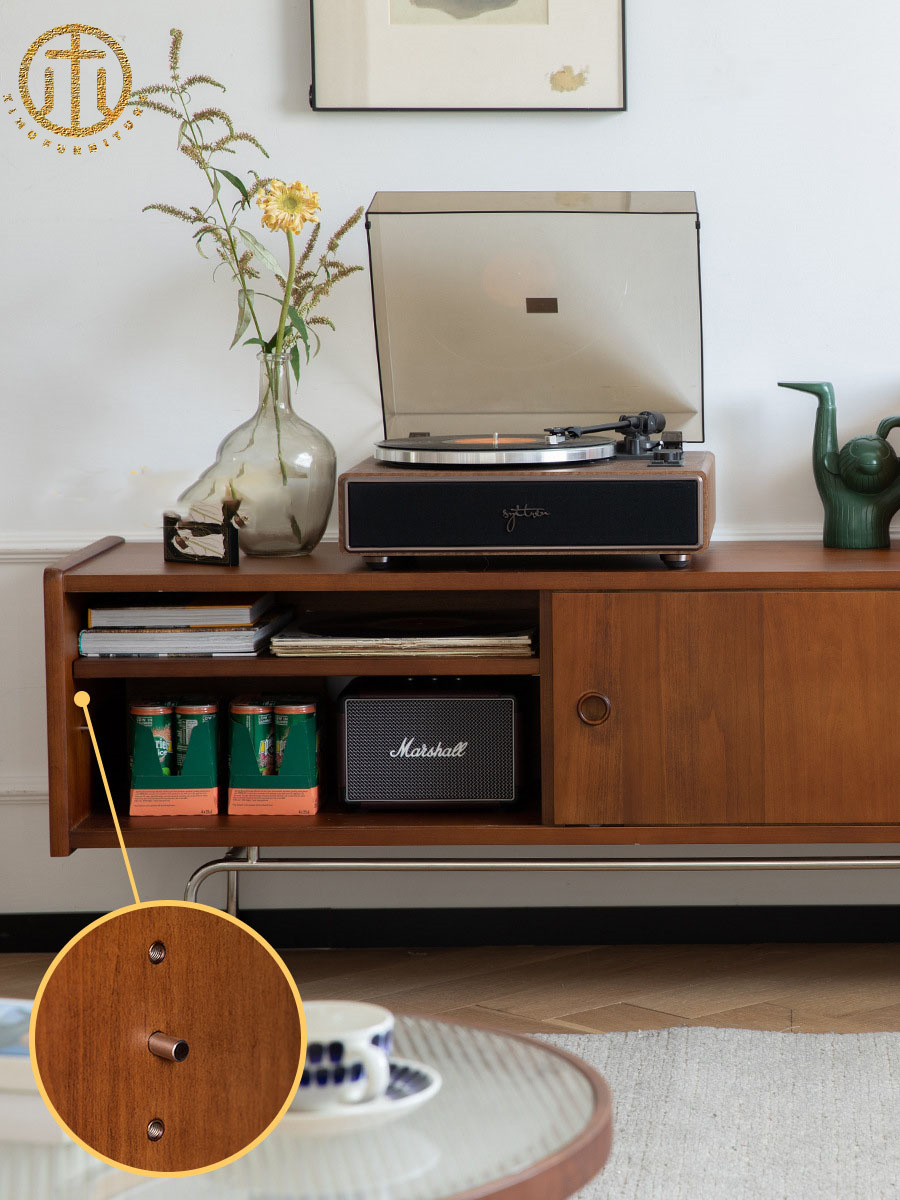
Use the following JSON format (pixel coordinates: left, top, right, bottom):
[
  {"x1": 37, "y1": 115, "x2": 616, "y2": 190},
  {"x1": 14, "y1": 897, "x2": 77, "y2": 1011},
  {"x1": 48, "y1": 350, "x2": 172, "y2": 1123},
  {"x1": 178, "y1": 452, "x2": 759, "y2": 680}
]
[
  {"x1": 68, "y1": 813, "x2": 900, "y2": 850},
  {"x1": 73, "y1": 655, "x2": 540, "y2": 679},
  {"x1": 70, "y1": 808, "x2": 541, "y2": 848}
]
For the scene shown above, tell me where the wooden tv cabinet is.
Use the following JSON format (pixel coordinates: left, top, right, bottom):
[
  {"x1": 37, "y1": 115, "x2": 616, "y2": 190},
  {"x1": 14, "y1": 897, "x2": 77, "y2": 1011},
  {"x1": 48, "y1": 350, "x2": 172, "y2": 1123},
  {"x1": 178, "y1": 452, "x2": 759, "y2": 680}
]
[{"x1": 44, "y1": 537, "x2": 900, "y2": 863}]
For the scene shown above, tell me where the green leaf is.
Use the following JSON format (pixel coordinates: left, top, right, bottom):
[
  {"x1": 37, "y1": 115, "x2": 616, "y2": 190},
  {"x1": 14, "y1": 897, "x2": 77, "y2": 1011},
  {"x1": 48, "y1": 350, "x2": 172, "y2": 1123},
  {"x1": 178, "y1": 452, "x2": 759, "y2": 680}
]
[
  {"x1": 244, "y1": 330, "x2": 280, "y2": 352},
  {"x1": 214, "y1": 167, "x2": 249, "y2": 204},
  {"x1": 237, "y1": 228, "x2": 281, "y2": 275},
  {"x1": 288, "y1": 306, "x2": 311, "y2": 363},
  {"x1": 193, "y1": 224, "x2": 223, "y2": 259},
  {"x1": 289, "y1": 343, "x2": 301, "y2": 383},
  {"x1": 230, "y1": 290, "x2": 254, "y2": 349}
]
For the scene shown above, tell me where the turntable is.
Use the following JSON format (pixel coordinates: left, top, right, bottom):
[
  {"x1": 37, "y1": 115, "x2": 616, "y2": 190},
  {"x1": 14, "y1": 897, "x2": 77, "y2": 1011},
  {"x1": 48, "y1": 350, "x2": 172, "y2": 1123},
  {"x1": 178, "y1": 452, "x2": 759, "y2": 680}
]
[{"x1": 340, "y1": 192, "x2": 714, "y2": 567}]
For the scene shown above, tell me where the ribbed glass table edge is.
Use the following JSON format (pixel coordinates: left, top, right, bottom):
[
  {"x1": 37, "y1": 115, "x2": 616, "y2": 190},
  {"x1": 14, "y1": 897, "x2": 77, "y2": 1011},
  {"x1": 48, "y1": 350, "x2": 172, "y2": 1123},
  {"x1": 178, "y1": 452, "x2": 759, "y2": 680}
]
[{"x1": 0, "y1": 1016, "x2": 600, "y2": 1200}]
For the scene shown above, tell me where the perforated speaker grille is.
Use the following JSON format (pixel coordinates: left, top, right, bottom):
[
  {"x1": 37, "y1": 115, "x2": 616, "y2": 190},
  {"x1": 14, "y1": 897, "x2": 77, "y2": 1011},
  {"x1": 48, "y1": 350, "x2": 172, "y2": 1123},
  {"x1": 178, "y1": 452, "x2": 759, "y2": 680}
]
[{"x1": 343, "y1": 696, "x2": 516, "y2": 803}]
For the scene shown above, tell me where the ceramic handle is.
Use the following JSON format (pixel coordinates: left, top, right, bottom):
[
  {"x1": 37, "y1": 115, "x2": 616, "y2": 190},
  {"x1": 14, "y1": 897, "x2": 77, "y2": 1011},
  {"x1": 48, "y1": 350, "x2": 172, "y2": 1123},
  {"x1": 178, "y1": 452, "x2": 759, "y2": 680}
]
[{"x1": 356, "y1": 1039, "x2": 390, "y2": 1102}]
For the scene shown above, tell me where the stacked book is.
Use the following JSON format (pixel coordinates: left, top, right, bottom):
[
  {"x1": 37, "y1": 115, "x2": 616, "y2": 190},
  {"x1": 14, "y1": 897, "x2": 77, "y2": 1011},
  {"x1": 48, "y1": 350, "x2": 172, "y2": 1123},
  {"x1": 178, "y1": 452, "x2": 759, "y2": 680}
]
[
  {"x1": 78, "y1": 594, "x2": 292, "y2": 658},
  {"x1": 271, "y1": 614, "x2": 535, "y2": 658}
]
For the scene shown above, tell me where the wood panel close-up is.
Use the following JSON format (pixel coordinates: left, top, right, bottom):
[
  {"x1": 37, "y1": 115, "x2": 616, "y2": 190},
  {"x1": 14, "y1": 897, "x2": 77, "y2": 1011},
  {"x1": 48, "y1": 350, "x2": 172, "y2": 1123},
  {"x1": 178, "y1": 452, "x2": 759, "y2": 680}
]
[
  {"x1": 32, "y1": 905, "x2": 303, "y2": 1173},
  {"x1": 550, "y1": 591, "x2": 766, "y2": 826},
  {"x1": 762, "y1": 591, "x2": 900, "y2": 824},
  {"x1": 550, "y1": 589, "x2": 900, "y2": 828}
]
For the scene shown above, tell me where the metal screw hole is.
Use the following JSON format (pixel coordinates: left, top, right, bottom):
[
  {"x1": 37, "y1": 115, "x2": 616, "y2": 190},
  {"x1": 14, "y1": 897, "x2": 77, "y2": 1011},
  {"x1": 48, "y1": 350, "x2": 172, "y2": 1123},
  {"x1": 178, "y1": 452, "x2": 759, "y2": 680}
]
[
  {"x1": 147, "y1": 1118, "x2": 165, "y2": 1141},
  {"x1": 148, "y1": 942, "x2": 166, "y2": 964}
]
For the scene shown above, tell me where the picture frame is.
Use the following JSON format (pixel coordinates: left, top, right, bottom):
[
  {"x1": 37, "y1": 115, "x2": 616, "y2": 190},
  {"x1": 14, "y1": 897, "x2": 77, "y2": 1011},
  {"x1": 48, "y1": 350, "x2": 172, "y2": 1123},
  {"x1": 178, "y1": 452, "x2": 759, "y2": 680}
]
[{"x1": 309, "y1": 0, "x2": 626, "y2": 112}]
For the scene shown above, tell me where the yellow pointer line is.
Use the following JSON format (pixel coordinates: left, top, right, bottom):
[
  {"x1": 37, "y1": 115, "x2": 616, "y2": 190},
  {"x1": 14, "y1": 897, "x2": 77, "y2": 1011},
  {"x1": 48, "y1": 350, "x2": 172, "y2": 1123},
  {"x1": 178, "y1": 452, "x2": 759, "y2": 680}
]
[{"x1": 73, "y1": 691, "x2": 141, "y2": 905}]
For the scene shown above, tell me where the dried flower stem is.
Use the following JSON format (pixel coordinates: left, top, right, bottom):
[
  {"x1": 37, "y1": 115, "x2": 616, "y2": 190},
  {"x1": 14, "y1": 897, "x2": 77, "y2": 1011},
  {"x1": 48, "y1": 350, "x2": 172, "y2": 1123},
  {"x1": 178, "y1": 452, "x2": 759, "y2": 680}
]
[
  {"x1": 134, "y1": 28, "x2": 363, "y2": 510},
  {"x1": 171, "y1": 87, "x2": 265, "y2": 349},
  {"x1": 274, "y1": 232, "x2": 296, "y2": 362}
]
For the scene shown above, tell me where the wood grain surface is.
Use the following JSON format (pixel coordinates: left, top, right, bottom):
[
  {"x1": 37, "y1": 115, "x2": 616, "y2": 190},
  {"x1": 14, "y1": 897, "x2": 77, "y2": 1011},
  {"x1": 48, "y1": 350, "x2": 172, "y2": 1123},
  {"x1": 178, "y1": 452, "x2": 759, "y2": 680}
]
[
  {"x1": 762, "y1": 591, "x2": 900, "y2": 823},
  {"x1": 550, "y1": 589, "x2": 900, "y2": 827},
  {"x1": 64, "y1": 814, "x2": 900, "y2": 847},
  {"x1": 32, "y1": 904, "x2": 303, "y2": 1173},
  {"x1": 551, "y1": 591, "x2": 766, "y2": 825},
  {"x1": 53, "y1": 538, "x2": 900, "y2": 592}
]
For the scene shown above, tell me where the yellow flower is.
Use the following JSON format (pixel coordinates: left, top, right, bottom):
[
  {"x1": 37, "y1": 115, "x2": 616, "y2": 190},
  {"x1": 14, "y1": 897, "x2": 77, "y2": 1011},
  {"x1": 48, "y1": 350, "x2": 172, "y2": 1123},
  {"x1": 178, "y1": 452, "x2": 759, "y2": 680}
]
[{"x1": 257, "y1": 179, "x2": 321, "y2": 235}]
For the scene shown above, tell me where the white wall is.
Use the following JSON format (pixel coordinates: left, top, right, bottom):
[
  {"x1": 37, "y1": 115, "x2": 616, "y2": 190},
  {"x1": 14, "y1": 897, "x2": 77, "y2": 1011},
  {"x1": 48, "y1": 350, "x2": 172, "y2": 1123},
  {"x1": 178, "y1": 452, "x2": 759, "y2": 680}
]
[{"x1": 2, "y1": 1, "x2": 899, "y2": 914}]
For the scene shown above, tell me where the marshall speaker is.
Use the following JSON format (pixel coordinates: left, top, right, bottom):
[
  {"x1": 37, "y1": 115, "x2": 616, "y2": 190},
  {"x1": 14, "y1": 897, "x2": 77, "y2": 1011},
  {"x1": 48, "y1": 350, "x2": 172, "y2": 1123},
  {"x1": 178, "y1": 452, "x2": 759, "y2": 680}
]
[{"x1": 340, "y1": 690, "x2": 518, "y2": 807}]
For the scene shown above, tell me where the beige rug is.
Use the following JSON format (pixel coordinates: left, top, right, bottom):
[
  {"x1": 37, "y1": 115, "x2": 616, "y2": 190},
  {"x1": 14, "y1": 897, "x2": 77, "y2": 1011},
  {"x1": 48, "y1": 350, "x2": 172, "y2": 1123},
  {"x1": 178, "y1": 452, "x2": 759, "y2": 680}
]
[{"x1": 543, "y1": 1027, "x2": 900, "y2": 1200}]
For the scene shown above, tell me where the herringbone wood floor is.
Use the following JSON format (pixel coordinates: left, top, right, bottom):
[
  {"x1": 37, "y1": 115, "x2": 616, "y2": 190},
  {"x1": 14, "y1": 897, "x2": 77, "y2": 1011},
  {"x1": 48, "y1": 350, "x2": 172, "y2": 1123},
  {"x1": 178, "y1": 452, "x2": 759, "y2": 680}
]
[{"x1": 4, "y1": 944, "x2": 900, "y2": 1034}]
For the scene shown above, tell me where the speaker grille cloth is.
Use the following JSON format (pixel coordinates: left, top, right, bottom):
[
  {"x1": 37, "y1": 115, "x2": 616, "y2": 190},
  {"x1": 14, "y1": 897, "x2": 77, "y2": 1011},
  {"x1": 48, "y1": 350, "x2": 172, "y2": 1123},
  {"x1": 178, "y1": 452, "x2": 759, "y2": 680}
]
[{"x1": 344, "y1": 697, "x2": 515, "y2": 802}]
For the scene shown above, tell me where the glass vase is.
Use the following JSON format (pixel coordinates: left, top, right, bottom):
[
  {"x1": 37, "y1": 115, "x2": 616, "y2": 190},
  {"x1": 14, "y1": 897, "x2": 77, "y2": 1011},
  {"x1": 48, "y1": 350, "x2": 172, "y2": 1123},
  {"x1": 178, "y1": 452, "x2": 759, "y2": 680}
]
[{"x1": 178, "y1": 352, "x2": 336, "y2": 556}]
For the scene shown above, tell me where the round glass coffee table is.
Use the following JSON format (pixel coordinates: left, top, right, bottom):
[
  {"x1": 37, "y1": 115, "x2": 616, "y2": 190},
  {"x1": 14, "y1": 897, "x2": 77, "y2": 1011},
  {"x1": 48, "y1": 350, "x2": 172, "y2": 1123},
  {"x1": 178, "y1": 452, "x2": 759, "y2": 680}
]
[{"x1": 128, "y1": 1015, "x2": 613, "y2": 1199}]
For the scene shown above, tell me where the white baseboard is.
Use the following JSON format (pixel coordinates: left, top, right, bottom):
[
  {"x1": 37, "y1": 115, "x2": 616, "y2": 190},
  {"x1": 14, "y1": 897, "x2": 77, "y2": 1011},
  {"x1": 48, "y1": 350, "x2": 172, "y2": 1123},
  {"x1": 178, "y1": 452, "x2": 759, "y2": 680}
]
[
  {"x1": 0, "y1": 534, "x2": 151, "y2": 564},
  {"x1": 710, "y1": 525, "x2": 823, "y2": 541},
  {"x1": 0, "y1": 777, "x2": 48, "y2": 805},
  {"x1": 0, "y1": 530, "x2": 342, "y2": 563},
  {"x1": 4, "y1": 525, "x2": 898, "y2": 562}
]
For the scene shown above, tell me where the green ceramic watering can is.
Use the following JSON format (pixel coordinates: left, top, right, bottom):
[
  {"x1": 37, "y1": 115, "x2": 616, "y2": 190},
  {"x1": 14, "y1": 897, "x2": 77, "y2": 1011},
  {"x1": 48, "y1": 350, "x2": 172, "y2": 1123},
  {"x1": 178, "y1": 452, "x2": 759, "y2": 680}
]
[{"x1": 779, "y1": 381, "x2": 900, "y2": 548}]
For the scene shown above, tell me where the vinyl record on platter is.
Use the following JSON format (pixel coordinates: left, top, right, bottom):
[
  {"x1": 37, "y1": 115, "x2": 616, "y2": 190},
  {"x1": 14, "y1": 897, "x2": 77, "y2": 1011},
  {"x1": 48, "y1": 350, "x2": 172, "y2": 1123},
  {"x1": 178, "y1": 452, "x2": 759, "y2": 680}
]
[{"x1": 374, "y1": 432, "x2": 617, "y2": 467}]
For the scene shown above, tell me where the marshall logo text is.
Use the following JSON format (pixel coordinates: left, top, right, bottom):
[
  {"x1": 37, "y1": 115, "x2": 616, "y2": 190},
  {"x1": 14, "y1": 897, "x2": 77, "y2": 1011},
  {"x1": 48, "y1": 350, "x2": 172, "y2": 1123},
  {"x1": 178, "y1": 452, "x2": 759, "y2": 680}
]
[{"x1": 389, "y1": 737, "x2": 468, "y2": 759}]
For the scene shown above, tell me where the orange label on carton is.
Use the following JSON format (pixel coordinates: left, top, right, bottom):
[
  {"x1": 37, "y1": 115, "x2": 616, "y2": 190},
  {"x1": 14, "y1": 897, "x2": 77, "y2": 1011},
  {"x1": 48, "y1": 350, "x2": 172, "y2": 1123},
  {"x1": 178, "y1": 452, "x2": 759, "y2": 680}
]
[
  {"x1": 130, "y1": 788, "x2": 218, "y2": 816},
  {"x1": 228, "y1": 787, "x2": 319, "y2": 816}
]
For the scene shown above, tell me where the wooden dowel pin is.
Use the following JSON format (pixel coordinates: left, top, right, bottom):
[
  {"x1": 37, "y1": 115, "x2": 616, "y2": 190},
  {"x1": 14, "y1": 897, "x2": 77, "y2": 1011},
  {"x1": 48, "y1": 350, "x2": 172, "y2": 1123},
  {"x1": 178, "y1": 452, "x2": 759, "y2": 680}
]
[{"x1": 148, "y1": 1031, "x2": 189, "y2": 1062}]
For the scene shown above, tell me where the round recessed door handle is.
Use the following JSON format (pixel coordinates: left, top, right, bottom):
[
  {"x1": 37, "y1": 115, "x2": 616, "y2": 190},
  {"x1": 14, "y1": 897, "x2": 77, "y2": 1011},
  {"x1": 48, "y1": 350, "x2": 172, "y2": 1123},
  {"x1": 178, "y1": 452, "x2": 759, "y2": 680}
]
[{"x1": 576, "y1": 692, "x2": 612, "y2": 726}]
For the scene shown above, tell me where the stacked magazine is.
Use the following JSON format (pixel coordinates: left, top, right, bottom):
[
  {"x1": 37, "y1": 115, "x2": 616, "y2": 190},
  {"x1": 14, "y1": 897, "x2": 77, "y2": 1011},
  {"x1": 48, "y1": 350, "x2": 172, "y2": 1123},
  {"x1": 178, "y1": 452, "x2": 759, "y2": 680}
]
[
  {"x1": 271, "y1": 614, "x2": 535, "y2": 658},
  {"x1": 78, "y1": 594, "x2": 292, "y2": 658}
]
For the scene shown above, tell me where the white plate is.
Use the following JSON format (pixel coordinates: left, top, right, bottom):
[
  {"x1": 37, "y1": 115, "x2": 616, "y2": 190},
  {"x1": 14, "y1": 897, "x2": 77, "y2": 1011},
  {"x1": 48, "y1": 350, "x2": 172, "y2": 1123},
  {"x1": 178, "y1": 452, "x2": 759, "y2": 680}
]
[{"x1": 279, "y1": 1057, "x2": 441, "y2": 1136}]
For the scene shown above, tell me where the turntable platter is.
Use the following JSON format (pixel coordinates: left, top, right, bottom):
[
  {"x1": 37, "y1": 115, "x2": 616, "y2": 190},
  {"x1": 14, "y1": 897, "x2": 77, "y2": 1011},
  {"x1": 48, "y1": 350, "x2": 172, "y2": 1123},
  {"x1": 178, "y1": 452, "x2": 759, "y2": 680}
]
[{"x1": 375, "y1": 432, "x2": 617, "y2": 467}]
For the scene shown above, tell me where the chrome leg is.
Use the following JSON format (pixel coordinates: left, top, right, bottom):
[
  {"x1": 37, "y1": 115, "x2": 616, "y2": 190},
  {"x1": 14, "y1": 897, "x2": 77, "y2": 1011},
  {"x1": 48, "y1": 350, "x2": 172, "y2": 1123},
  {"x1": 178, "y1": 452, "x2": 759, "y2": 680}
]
[
  {"x1": 225, "y1": 869, "x2": 239, "y2": 916},
  {"x1": 184, "y1": 852, "x2": 900, "y2": 908},
  {"x1": 185, "y1": 846, "x2": 249, "y2": 911},
  {"x1": 224, "y1": 846, "x2": 258, "y2": 913}
]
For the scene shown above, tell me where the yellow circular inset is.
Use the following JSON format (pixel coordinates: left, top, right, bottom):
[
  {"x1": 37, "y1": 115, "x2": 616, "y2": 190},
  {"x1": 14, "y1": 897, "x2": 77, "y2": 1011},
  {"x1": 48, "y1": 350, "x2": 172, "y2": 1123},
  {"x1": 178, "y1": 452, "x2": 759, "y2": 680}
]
[
  {"x1": 19, "y1": 24, "x2": 132, "y2": 137},
  {"x1": 29, "y1": 900, "x2": 306, "y2": 1177}
]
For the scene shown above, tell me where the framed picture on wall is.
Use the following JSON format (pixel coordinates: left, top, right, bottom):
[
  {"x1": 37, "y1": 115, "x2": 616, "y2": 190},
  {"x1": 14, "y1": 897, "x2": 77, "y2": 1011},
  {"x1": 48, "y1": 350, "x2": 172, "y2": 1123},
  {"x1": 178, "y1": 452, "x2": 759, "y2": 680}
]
[{"x1": 309, "y1": 0, "x2": 626, "y2": 112}]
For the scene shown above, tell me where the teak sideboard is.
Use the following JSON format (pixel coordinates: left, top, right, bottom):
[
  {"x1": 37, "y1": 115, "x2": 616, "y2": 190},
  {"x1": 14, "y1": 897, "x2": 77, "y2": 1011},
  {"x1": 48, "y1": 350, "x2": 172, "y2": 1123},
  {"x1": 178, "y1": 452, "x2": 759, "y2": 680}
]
[{"x1": 44, "y1": 537, "x2": 900, "y2": 860}]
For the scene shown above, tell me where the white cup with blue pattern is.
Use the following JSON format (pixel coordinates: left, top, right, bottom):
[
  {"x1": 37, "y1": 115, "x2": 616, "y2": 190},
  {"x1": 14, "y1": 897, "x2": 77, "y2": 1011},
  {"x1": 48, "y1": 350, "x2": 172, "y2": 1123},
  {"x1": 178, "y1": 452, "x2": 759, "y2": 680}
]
[{"x1": 293, "y1": 1000, "x2": 394, "y2": 1110}]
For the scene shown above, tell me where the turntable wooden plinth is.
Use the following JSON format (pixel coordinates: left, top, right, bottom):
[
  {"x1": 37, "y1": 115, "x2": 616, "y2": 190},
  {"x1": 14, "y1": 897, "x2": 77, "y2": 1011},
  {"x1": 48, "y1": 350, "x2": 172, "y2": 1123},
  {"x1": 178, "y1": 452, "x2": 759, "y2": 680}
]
[{"x1": 340, "y1": 452, "x2": 716, "y2": 567}]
